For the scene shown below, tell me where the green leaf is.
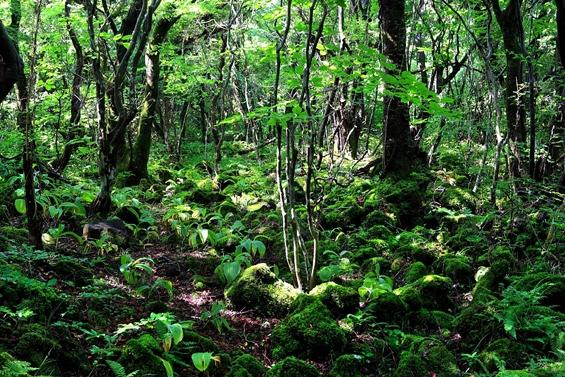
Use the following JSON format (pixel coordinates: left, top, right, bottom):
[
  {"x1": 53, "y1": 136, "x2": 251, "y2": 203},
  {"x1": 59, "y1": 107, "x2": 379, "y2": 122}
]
[
  {"x1": 167, "y1": 323, "x2": 184, "y2": 345},
  {"x1": 14, "y1": 199, "x2": 26, "y2": 214},
  {"x1": 191, "y1": 352, "x2": 213, "y2": 372},
  {"x1": 222, "y1": 262, "x2": 241, "y2": 285},
  {"x1": 160, "y1": 358, "x2": 174, "y2": 377},
  {"x1": 198, "y1": 228, "x2": 209, "y2": 244}
]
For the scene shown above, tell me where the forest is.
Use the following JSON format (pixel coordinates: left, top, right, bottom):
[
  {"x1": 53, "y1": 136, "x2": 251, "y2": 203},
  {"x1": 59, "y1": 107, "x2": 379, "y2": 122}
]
[{"x1": 0, "y1": 0, "x2": 563, "y2": 376}]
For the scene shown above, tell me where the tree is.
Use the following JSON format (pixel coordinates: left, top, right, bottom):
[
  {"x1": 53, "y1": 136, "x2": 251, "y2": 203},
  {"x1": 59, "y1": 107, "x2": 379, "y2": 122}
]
[
  {"x1": 0, "y1": 21, "x2": 21, "y2": 102},
  {"x1": 379, "y1": 0, "x2": 421, "y2": 175},
  {"x1": 128, "y1": 9, "x2": 180, "y2": 183},
  {"x1": 490, "y1": 0, "x2": 526, "y2": 177}
]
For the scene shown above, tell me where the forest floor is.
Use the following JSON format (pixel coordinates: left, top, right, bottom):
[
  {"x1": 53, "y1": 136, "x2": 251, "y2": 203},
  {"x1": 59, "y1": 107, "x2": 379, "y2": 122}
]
[{"x1": 0, "y1": 142, "x2": 564, "y2": 377}]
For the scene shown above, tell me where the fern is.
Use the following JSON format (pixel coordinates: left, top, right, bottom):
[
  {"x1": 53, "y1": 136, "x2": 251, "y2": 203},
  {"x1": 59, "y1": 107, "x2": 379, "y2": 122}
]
[
  {"x1": 0, "y1": 352, "x2": 38, "y2": 377},
  {"x1": 106, "y1": 360, "x2": 139, "y2": 377}
]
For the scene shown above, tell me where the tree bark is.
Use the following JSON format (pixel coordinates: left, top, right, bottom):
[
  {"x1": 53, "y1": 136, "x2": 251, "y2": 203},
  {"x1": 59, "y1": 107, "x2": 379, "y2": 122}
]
[
  {"x1": 128, "y1": 14, "x2": 179, "y2": 183},
  {"x1": 0, "y1": 21, "x2": 21, "y2": 102},
  {"x1": 379, "y1": 0, "x2": 420, "y2": 175},
  {"x1": 491, "y1": 0, "x2": 526, "y2": 177}
]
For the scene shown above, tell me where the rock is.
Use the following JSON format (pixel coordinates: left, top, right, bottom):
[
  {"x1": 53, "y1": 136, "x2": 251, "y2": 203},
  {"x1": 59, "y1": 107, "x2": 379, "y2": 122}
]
[
  {"x1": 394, "y1": 274, "x2": 453, "y2": 311},
  {"x1": 404, "y1": 261, "x2": 427, "y2": 283},
  {"x1": 393, "y1": 351, "x2": 426, "y2": 377},
  {"x1": 328, "y1": 354, "x2": 365, "y2": 377},
  {"x1": 225, "y1": 264, "x2": 300, "y2": 317},
  {"x1": 226, "y1": 354, "x2": 265, "y2": 377},
  {"x1": 309, "y1": 282, "x2": 358, "y2": 317},
  {"x1": 365, "y1": 292, "x2": 407, "y2": 324},
  {"x1": 118, "y1": 333, "x2": 163, "y2": 376},
  {"x1": 267, "y1": 356, "x2": 320, "y2": 377},
  {"x1": 271, "y1": 300, "x2": 348, "y2": 360},
  {"x1": 82, "y1": 218, "x2": 130, "y2": 241}
]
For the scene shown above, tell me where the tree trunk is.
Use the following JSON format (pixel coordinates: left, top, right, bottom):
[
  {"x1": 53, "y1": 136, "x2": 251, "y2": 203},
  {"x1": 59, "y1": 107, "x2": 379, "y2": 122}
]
[
  {"x1": 0, "y1": 21, "x2": 21, "y2": 102},
  {"x1": 379, "y1": 0, "x2": 420, "y2": 175},
  {"x1": 492, "y1": 0, "x2": 526, "y2": 177},
  {"x1": 554, "y1": 0, "x2": 565, "y2": 188},
  {"x1": 128, "y1": 14, "x2": 179, "y2": 183},
  {"x1": 51, "y1": 0, "x2": 84, "y2": 173}
]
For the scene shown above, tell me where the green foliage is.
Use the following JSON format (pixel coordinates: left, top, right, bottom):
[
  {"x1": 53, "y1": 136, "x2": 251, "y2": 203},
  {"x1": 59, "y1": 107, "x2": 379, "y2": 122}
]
[{"x1": 267, "y1": 356, "x2": 320, "y2": 377}]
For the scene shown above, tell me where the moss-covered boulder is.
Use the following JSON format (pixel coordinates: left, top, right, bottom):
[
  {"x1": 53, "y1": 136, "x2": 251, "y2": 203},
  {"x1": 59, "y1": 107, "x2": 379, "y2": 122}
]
[
  {"x1": 271, "y1": 300, "x2": 348, "y2": 360},
  {"x1": 14, "y1": 324, "x2": 61, "y2": 374},
  {"x1": 455, "y1": 303, "x2": 504, "y2": 350},
  {"x1": 404, "y1": 261, "x2": 427, "y2": 283},
  {"x1": 417, "y1": 340, "x2": 459, "y2": 377},
  {"x1": 117, "y1": 334, "x2": 164, "y2": 376},
  {"x1": 365, "y1": 292, "x2": 407, "y2": 324},
  {"x1": 394, "y1": 275, "x2": 453, "y2": 311},
  {"x1": 225, "y1": 264, "x2": 300, "y2": 317},
  {"x1": 414, "y1": 309, "x2": 455, "y2": 334},
  {"x1": 328, "y1": 354, "x2": 365, "y2": 377},
  {"x1": 267, "y1": 356, "x2": 320, "y2": 377},
  {"x1": 309, "y1": 282, "x2": 358, "y2": 317},
  {"x1": 226, "y1": 354, "x2": 265, "y2": 377},
  {"x1": 496, "y1": 371, "x2": 536, "y2": 377},
  {"x1": 393, "y1": 351, "x2": 426, "y2": 377},
  {"x1": 435, "y1": 255, "x2": 473, "y2": 284}
]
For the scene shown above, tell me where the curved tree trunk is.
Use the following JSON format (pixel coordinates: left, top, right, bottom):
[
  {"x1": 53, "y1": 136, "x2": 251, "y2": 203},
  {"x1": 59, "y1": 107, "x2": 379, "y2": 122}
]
[{"x1": 128, "y1": 14, "x2": 179, "y2": 183}]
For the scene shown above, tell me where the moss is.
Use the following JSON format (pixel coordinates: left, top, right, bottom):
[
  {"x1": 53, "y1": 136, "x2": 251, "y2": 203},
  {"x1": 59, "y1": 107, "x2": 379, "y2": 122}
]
[
  {"x1": 440, "y1": 187, "x2": 478, "y2": 211},
  {"x1": 309, "y1": 282, "x2": 358, "y2": 317},
  {"x1": 394, "y1": 275, "x2": 453, "y2": 311},
  {"x1": 455, "y1": 304, "x2": 504, "y2": 351},
  {"x1": 496, "y1": 371, "x2": 536, "y2": 377},
  {"x1": 393, "y1": 351, "x2": 426, "y2": 377},
  {"x1": 480, "y1": 339, "x2": 527, "y2": 372},
  {"x1": 48, "y1": 256, "x2": 93, "y2": 287},
  {"x1": 118, "y1": 334, "x2": 163, "y2": 376},
  {"x1": 417, "y1": 341, "x2": 459, "y2": 377},
  {"x1": 271, "y1": 300, "x2": 348, "y2": 360},
  {"x1": 227, "y1": 354, "x2": 265, "y2": 377},
  {"x1": 225, "y1": 264, "x2": 300, "y2": 317},
  {"x1": 365, "y1": 292, "x2": 407, "y2": 324},
  {"x1": 267, "y1": 356, "x2": 320, "y2": 377},
  {"x1": 438, "y1": 255, "x2": 473, "y2": 283},
  {"x1": 530, "y1": 362, "x2": 565, "y2": 377},
  {"x1": 328, "y1": 354, "x2": 365, "y2": 377},
  {"x1": 404, "y1": 262, "x2": 427, "y2": 283},
  {"x1": 414, "y1": 309, "x2": 455, "y2": 333},
  {"x1": 182, "y1": 331, "x2": 220, "y2": 353},
  {"x1": 14, "y1": 324, "x2": 61, "y2": 373}
]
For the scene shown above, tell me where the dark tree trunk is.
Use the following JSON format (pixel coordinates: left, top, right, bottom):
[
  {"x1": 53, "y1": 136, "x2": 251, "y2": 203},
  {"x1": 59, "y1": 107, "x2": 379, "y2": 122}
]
[
  {"x1": 555, "y1": 0, "x2": 565, "y2": 188},
  {"x1": 128, "y1": 14, "x2": 179, "y2": 183},
  {"x1": 0, "y1": 21, "x2": 21, "y2": 102},
  {"x1": 492, "y1": 0, "x2": 526, "y2": 177},
  {"x1": 379, "y1": 0, "x2": 420, "y2": 175}
]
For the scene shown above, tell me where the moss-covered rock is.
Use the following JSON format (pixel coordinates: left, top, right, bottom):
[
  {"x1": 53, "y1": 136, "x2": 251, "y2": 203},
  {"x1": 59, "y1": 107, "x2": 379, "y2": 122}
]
[
  {"x1": 267, "y1": 356, "x2": 320, "y2": 377},
  {"x1": 417, "y1": 340, "x2": 459, "y2": 377},
  {"x1": 271, "y1": 300, "x2": 348, "y2": 360},
  {"x1": 118, "y1": 334, "x2": 163, "y2": 376},
  {"x1": 414, "y1": 309, "x2": 455, "y2": 333},
  {"x1": 455, "y1": 303, "x2": 504, "y2": 350},
  {"x1": 394, "y1": 275, "x2": 453, "y2": 311},
  {"x1": 328, "y1": 354, "x2": 365, "y2": 377},
  {"x1": 365, "y1": 292, "x2": 407, "y2": 324},
  {"x1": 496, "y1": 371, "x2": 536, "y2": 377},
  {"x1": 309, "y1": 282, "x2": 358, "y2": 317},
  {"x1": 225, "y1": 264, "x2": 300, "y2": 317},
  {"x1": 404, "y1": 261, "x2": 427, "y2": 283},
  {"x1": 14, "y1": 324, "x2": 61, "y2": 373},
  {"x1": 436, "y1": 255, "x2": 473, "y2": 284},
  {"x1": 393, "y1": 351, "x2": 426, "y2": 377},
  {"x1": 226, "y1": 354, "x2": 265, "y2": 377}
]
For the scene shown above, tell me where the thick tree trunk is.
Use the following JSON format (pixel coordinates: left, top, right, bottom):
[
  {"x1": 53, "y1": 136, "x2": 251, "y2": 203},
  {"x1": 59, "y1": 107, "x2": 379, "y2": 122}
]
[
  {"x1": 492, "y1": 0, "x2": 526, "y2": 177},
  {"x1": 554, "y1": 0, "x2": 565, "y2": 188},
  {"x1": 128, "y1": 14, "x2": 179, "y2": 183},
  {"x1": 379, "y1": 0, "x2": 420, "y2": 175},
  {"x1": 0, "y1": 21, "x2": 21, "y2": 102}
]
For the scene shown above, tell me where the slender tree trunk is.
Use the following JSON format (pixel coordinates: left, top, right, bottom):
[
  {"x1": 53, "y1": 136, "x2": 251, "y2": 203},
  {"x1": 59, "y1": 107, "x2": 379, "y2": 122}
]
[
  {"x1": 51, "y1": 0, "x2": 84, "y2": 173},
  {"x1": 554, "y1": 0, "x2": 565, "y2": 188}
]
